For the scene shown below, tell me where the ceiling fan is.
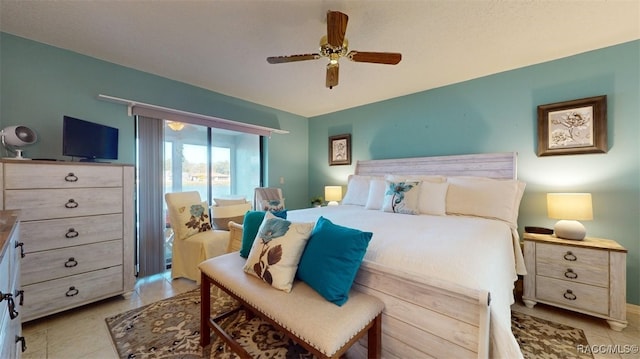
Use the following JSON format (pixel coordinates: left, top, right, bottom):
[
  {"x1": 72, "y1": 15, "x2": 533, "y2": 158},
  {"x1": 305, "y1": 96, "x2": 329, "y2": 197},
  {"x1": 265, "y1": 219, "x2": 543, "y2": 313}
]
[{"x1": 266, "y1": 10, "x2": 402, "y2": 89}]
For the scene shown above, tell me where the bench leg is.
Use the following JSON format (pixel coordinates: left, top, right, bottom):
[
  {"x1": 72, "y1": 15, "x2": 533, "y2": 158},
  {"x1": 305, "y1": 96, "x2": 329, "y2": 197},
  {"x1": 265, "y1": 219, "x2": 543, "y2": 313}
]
[
  {"x1": 200, "y1": 272, "x2": 212, "y2": 347},
  {"x1": 367, "y1": 314, "x2": 382, "y2": 359}
]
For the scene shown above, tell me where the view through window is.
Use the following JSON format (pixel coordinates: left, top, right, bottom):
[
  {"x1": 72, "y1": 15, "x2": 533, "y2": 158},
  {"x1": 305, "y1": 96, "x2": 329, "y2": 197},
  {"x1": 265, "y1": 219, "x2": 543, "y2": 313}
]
[{"x1": 163, "y1": 121, "x2": 261, "y2": 265}]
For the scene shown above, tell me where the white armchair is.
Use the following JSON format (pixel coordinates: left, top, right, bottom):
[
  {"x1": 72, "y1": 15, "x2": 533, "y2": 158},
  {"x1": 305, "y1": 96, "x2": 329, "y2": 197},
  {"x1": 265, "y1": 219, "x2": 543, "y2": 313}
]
[{"x1": 165, "y1": 191, "x2": 230, "y2": 283}]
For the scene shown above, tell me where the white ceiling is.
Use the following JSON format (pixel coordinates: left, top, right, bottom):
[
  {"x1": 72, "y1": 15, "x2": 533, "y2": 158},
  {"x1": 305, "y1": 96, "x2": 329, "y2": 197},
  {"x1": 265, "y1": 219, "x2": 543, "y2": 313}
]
[{"x1": 1, "y1": 1, "x2": 638, "y2": 118}]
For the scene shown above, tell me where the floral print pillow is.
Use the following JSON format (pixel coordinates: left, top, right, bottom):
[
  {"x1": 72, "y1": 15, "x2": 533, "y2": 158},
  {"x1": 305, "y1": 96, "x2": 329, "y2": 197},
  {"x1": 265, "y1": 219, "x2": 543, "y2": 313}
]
[
  {"x1": 261, "y1": 199, "x2": 285, "y2": 212},
  {"x1": 176, "y1": 201, "x2": 212, "y2": 239},
  {"x1": 381, "y1": 181, "x2": 421, "y2": 215},
  {"x1": 243, "y1": 211, "x2": 314, "y2": 292}
]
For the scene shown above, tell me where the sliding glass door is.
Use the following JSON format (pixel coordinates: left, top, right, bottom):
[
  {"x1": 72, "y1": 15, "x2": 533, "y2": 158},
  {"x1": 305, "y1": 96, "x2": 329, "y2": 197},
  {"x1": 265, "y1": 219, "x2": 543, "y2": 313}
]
[{"x1": 162, "y1": 121, "x2": 261, "y2": 266}]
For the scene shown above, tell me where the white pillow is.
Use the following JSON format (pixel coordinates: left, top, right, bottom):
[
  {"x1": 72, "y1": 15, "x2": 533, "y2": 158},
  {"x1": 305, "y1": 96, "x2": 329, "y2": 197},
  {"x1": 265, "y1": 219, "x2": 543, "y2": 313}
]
[
  {"x1": 381, "y1": 180, "x2": 421, "y2": 215},
  {"x1": 365, "y1": 178, "x2": 387, "y2": 210},
  {"x1": 445, "y1": 176, "x2": 526, "y2": 227},
  {"x1": 244, "y1": 212, "x2": 314, "y2": 292},
  {"x1": 210, "y1": 202, "x2": 251, "y2": 230},
  {"x1": 213, "y1": 197, "x2": 248, "y2": 207},
  {"x1": 417, "y1": 181, "x2": 449, "y2": 215},
  {"x1": 341, "y1": 175, "x2": 371, "y2": 206}
]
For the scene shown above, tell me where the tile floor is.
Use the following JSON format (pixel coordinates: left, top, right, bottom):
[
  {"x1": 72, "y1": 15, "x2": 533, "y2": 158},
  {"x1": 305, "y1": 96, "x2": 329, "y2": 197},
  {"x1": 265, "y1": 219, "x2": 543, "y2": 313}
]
[{"x1": 20, "y1": 271, "x2": 640, "y2": 359}]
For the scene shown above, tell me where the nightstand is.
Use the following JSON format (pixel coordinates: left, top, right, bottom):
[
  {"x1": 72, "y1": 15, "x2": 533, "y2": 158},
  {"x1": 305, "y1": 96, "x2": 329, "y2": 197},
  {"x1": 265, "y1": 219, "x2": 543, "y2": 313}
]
[{"x1": 522, "y1": 232, "x2": 627, "y2": 331}]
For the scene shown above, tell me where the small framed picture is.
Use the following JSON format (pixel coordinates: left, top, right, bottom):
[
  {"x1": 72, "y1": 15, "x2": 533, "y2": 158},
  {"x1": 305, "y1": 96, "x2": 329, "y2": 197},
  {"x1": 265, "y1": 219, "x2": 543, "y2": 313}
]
[
  {"x1": 328, "y1": 134, "x2": 351, "y2": 166},
  {"x1": 537, "y1": 95, "x2": 607, "y2": 156}
]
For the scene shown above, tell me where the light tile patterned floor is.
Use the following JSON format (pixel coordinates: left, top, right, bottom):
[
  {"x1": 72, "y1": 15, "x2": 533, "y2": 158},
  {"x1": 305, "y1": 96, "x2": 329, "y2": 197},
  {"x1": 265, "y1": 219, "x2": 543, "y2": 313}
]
[{"x1": 21, "y1": 271, "x2": 640, "y2": 359}]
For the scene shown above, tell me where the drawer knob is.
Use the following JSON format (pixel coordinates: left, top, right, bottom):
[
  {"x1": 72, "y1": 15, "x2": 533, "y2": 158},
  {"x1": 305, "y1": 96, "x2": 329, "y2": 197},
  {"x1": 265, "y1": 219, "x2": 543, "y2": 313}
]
[
  {"x1": 564, "y1": 268, "x2": 578, "y2": 279},
  {"x1": 563, "y1": 251, "x2": 577, "y2": 261},
  {"x1": 15, "y1": 241, "x2": 25, "y2": 258},
  {"x1": 65, "y1": 286, "x2": 79, "y2": 297},
  {"x1": 65, "y1": 228, "x2": 79, "y2": 238},
  {"x1": 65, "y1": 172, "x2": 78, "y2": 182},
  {"x1": 65, "y1": 199, "x2": 79, "y2": 208},
  {"x1": 64, "y1": 257, "x2": 78, "y2": 268},
  {"x1": 16, "y1": 335, "x2": 26, "y2": 353},
  {"x1": 563, "y1": 289, "x2": 577, "y2": 301}
]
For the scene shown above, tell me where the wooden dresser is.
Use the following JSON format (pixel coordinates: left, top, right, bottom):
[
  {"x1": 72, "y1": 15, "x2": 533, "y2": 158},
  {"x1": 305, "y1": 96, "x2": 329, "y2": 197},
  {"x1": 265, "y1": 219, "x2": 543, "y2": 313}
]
[
  {"x1": 522, "y1": 232, "x2": 627, "y2": 331},
  {"x1": 0, "y1": 160, "x2": 135, "y2": 322},
  {"x1": 0, "y1": 210, "x2": 24, "y2": 358}
]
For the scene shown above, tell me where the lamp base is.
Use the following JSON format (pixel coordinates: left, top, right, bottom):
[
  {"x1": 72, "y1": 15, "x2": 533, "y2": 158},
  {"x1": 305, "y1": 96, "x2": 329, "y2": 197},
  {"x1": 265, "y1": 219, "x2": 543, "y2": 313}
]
[
  {"x1": 554, "y1": 220, "x2": 586, "y2": 240},
  {"x1": 327, "y1": 201, "x2": 339, "y2": 206}
]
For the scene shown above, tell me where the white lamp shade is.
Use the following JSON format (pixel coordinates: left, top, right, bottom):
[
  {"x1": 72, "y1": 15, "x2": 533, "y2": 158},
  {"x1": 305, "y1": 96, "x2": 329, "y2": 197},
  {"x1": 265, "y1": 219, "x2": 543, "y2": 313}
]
[
  {"x1": 324, "y1": 186, "x2": 342, "y2": 205},
  {"x1": 547, "y1": 193, "x2": 593, "y2": 240},
  {"x1": 547, "y1": 193, "x2": 593, "y2": 220}
]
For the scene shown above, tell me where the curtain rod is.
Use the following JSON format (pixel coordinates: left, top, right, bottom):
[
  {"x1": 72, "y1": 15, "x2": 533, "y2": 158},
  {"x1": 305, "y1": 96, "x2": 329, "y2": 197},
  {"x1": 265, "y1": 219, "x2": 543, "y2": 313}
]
[{"x1": 97, "y1": 94, "x2": 289, "y2": 137}]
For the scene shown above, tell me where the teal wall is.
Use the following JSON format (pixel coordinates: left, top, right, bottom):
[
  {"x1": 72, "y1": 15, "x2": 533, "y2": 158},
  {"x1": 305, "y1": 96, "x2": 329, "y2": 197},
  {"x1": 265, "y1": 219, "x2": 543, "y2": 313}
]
[
  {"x1": 309, "y1": 41, "x2": 640, "y2": 305},
  {"x1": 0, "y1": 33, "x2": 309, "y2": 209},
  {"x1": 2, "y1": 32, "x2": 638, "y2": 305}
]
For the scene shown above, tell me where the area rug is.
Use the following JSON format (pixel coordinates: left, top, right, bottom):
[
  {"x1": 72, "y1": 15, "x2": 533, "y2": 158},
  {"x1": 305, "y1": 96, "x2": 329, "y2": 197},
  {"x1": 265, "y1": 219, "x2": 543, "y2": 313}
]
[
  {"x1": 511, "y1": 311, "x2": 593, "y2": 359},
  {"x1": 106, "y1": 288, "x2": 591, "y2": 358}
]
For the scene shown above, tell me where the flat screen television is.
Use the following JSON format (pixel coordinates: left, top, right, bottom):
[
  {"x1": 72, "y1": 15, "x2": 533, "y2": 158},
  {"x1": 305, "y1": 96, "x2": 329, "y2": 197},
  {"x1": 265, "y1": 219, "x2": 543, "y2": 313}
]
[{"x1": 63, "y1": 116, "x2": 119, "y2": 161}]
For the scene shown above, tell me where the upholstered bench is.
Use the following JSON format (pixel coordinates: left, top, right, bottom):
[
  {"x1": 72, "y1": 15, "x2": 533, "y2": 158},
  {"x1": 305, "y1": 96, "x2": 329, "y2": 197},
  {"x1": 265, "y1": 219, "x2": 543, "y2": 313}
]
[{"x1": 199, "y1": 253, "x2": 384, "y2": 358}]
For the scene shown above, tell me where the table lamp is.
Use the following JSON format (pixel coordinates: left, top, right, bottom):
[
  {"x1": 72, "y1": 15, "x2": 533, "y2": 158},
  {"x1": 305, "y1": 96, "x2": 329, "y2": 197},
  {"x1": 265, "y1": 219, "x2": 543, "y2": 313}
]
[
  {"x1": 547, "y1": 193, "x2": 593, "y2": 240},
  {"x1": 324, "y1": 186, "x2": 342, "y2": 206}
]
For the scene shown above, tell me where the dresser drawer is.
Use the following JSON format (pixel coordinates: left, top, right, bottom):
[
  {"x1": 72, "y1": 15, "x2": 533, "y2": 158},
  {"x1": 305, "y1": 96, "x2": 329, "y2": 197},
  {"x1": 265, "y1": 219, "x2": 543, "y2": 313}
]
[
  {"x1": 3, "y1": 163, "x2": 122, "y2": 189},
  {"x1": 536, "y1": 276, "x2": 609, "y2": 315},
  {"x1": 20, "y1": 214, "x2": 123, "y2": 253},
  {"x1": 22, "y1": 265, "x2": 123, "y2": 321},
  {"x1": 5, "y1": 188, "x2": 123, "y2": 221},
  {"x1": 21, "y1": 239, "x2": 122, "y2": 285}
]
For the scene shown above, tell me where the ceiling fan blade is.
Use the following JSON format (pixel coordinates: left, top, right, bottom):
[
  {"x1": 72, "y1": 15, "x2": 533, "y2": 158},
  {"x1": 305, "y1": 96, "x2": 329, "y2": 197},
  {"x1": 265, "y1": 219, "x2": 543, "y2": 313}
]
[
  {"x1": 347, "y1": 51, "x2": 402, "y2": 65},
  {"x1": 327, "y1": 11, "x2": 348, "y2": 48},
  {"x1": 267, "y1": 53, "x2": 321, "y2": 64},
  {"x1": 326, "y1": 64, "x2": 339, "y2": 89}
]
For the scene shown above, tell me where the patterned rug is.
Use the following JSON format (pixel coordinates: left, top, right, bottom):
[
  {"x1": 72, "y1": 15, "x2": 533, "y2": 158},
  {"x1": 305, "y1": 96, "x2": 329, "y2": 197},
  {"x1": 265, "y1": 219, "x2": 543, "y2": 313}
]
[
  {"x1": 106, "y1": 288, "x2": 592, "y2": 358},
  {"x1": 511, "y1": 311, "x2": 593, "y2": 359}
]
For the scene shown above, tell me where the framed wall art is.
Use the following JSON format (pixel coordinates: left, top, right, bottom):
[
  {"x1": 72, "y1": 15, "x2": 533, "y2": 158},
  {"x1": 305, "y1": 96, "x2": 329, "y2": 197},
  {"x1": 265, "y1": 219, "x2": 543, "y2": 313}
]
[
  {"x1": 537, "y1": 95, "x2": 607, "y2": 156},
  {"x1": 328, "y1": 134, "x2": 351, "y2": 165}
]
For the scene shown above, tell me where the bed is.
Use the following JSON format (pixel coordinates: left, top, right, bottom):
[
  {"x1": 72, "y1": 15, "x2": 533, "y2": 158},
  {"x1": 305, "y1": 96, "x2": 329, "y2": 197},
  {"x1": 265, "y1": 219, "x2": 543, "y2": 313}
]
[{"x1": 286, "y1": 152, "x2": 526, "y2": 358}]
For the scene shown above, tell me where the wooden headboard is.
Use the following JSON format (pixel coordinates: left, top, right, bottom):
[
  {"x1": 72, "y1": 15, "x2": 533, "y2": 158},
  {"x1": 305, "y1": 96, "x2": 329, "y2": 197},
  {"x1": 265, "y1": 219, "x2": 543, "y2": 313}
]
[{"x1": 354, "y1": 152, "x2": 517, "y2": 180}]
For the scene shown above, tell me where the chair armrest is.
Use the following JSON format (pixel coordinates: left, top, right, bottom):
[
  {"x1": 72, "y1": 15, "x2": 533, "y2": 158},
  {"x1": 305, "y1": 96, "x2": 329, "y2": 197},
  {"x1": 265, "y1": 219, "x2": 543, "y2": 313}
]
[{"x1": 227, "y1": 221, "x2": 244, "y2": 253}]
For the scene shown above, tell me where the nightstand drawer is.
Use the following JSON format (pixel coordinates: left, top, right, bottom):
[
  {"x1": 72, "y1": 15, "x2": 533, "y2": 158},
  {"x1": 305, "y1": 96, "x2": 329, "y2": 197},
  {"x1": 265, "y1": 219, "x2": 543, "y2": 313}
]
[
  {"x1": 536, "y1": 258, "x2": 609, "y2": 287},
  {"x1": 536, "y1": 276, "x2": 608, "y2": 315},
  {"x1": 536, "y1": 243, "x2": 608, "y2": 268}
]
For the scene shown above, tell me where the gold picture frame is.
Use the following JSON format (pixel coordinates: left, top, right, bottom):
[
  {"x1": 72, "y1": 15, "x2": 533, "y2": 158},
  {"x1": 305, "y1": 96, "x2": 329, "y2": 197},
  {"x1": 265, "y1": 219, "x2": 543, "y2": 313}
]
[
  {"x1": 537, "y1": 95, "x2": 607, "y2": 156},
  {"x1": 328, "y1": 134, "x2": 351, "y2": 165}
]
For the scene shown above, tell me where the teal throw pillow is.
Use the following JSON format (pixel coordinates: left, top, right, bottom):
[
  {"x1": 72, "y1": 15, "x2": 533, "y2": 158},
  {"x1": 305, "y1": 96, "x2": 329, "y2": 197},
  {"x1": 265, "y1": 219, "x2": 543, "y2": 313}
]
[
  {"x1": 239, "y1": 210, "x2": 286, "y2": 258},
  {"x1": 297, "y1": 216, "x2": 372, "y2": 306}
]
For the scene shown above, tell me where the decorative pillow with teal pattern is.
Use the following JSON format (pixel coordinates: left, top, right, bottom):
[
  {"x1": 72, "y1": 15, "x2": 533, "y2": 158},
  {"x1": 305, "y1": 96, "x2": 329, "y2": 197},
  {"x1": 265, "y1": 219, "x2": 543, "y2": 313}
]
[
  {"x1": 239, "y1": 210, "x2": 287, "y2": 258},
  {"x1": 381, "y1": 180, "x2": 421, "y2": 214},
  {"x1": 244, "y1": 211, "x2": 314, "y2": 292},
  {"x1": 261, "y1": 199, "x2": 285, "y2": 212},
  {"x1": 175, "y1": 201, "x2": 212, "y2": 239}
]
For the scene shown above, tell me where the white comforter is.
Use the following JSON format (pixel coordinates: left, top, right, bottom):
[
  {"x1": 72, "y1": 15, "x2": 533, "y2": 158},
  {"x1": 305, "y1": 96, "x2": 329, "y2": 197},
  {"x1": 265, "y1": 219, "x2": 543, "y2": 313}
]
[{"x1": 287, "y1": 205, "x2": 524, "y2": 359}]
